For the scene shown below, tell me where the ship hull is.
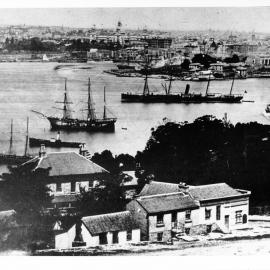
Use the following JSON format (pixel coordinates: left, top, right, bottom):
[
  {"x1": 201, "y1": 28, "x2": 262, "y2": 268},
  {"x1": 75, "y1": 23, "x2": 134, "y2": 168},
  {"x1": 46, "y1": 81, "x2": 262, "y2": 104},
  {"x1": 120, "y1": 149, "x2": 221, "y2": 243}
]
[
  {"x1": 29, "y1": 137, "x2": 83, "y2": 148},
  {"x1": 47, "y1": 117, "x2": 116, "y2": 132},
  {"x1": 121, "y1": 93, "x2": 243, "y2": 103}
]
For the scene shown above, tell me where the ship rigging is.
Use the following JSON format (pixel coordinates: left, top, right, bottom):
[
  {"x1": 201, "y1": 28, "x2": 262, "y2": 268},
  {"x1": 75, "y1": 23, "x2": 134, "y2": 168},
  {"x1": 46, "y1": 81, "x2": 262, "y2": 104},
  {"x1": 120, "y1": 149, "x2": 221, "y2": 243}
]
[
  {"x1": 32, "y1": 78, "x2": 117, "y2": 132},
  {"x1": 121, "y1": 60, "x2": 244, "y2": 103}
]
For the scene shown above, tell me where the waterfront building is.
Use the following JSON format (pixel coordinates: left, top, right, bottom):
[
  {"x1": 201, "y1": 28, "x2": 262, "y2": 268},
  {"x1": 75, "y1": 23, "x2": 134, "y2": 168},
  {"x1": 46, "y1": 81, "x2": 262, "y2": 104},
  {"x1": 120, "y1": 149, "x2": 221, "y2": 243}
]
[
  {"x1": 127, "y1": 181, "x2": 251, "y2": 241},
  {"x1": 53, "y1": 211, "x2": 140, "y2": 249}
]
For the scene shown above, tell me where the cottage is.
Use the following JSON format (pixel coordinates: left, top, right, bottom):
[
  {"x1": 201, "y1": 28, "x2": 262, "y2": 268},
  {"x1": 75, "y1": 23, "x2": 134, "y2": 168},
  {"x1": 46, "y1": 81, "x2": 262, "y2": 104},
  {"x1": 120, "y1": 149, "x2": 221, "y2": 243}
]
[
  {"x1": 53, "y1": 211, "x2": 140, "y2": 249},
  {"x1": 126, "y1": 192, "x2": 200, "y2": 241},
  {"x1": 136, "y1": 181, "x2": 251, "y2": 234}
]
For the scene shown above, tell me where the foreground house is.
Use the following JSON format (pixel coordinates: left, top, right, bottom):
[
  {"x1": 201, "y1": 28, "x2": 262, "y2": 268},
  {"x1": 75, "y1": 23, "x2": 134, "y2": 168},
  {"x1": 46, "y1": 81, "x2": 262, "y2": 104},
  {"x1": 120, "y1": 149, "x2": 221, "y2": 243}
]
[
  {"x1": 53, "y1": 211, "x2": 140, "y2": 249},
  {"x1": 126, "y1": 192, "x2": 200, "y2": 241},
  {"x1": 137, "y1": 181, "x2": 251, "y2": 235},
  {"x1": 20, "y1": 146, "x2": 109, "y2": 208}
]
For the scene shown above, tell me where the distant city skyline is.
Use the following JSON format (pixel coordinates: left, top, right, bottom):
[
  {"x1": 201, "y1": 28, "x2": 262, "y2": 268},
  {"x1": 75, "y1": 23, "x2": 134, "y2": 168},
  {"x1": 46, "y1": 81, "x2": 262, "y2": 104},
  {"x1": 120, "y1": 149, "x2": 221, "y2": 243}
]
[{"x1": 0, "y1": 7, "x2": 270, "y2": 33}]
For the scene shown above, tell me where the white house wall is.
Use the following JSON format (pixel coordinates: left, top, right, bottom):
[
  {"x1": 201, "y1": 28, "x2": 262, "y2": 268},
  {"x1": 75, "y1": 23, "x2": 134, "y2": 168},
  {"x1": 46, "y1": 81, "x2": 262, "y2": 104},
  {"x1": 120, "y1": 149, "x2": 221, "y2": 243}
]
[
  {"x1": 196, "y1": 198, "x2": 249, "y2": 231},
  {"x1": 81, "y1": 223, "x2": 99, "y2": 247},
  {"x1": 131, "y1": 229, "x2": 140, "y2": 243},
  {"x1": 55, "y1": 224, "x2": 76, "y2": 249}
]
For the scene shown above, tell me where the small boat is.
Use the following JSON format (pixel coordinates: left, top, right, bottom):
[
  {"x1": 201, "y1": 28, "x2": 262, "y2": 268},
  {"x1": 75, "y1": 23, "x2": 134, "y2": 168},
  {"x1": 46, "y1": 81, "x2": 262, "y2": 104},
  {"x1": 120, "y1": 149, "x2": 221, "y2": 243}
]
[{"x1": 29, "y1": 132, "x2": 83, "y2": 148}]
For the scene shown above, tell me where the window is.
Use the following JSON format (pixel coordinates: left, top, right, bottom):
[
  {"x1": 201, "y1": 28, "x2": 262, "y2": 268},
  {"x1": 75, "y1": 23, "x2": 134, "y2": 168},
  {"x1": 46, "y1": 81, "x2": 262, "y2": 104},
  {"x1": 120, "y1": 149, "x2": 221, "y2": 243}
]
[
  {"x1": 156, "y1": 214, "x2": 164, "y2": 227},
  {"x1": 112, "y1": 231, "x2": 119, "y2": 244},
  {"x1": 71, "y1": 182, "x2": 76, "y2": 193},
  {"x1": 157, "y1": 232, "x2": 163, "y2": 241},
  {"x1": 235, "y1": 211, "x2": 243, "y2": 224},
  {"x1": 56, "y1": 182, "x2": 62, "y2": 192},
  {"x1": 206, "y1": 225, "x2": 212, "y2": 233},
  {"x1": 185, "y1": 210, "x2": 191, "y2": 220},
  {"x1": 99, "y1": 233, "x2": 108, "y2": 245},
  {"x1": 205, "y1": 209, "x2": 211, "y2": 220},
  {"x1": 185, "y1": 228, "x2": 190, "y2": 235},
  {"x1": 216, "y1": 206, "x2": 221, "y2": 220},
  {"x1": 127, "y1": 229, "x2": 132, "y2": 241},
  {"x1": 172, "y1": 212, "x2": 177, "y2": 223}
]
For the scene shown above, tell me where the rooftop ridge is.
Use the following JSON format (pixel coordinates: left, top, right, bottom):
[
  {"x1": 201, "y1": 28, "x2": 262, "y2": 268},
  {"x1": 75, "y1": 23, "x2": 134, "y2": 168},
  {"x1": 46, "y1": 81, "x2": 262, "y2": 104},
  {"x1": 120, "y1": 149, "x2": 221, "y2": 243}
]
[
  {"x1": 189, "y1": 182, "x2": 227, "y2": 189},
  {"x1": 82, "y1": 210, "x2": 130, "y2": 220},
  {"x1": 138, "y1": 191, "x2": 187, "y2": 200},
  {"x1": 73, "y1": 152, "x2": 109, "y2": 173}
]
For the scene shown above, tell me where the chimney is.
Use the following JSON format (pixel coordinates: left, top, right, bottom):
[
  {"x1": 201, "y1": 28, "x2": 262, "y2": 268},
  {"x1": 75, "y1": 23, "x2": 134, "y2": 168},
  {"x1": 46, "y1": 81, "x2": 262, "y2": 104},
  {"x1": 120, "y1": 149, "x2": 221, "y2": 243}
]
[
  {"x1": 56, "y1": 131, "x2": 60, "y2": 141},
  {"x1": 79, "y1": 143, "x2": 87, "y2": 157},
  {"x1": 39, "y1": 144, "x2": 46, "y2": 157},
  {"x1": 178, "y1": 182, "x2": 189, "y2": 192}
]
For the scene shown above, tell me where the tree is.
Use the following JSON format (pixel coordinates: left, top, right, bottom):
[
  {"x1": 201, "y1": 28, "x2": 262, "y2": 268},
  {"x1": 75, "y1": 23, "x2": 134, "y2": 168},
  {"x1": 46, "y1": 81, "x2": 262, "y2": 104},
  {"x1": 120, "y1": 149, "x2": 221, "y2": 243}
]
[
  {"x1": 0, "y1": 165, "x2": 52, "y2": 224},
  {"x1": 76, "y1": 174, "x2": 125, "y2": 217},
  {"x1": 192, "y1": 54, "x2": 217, "y2": 68},
  {"x1": 91, "y1": 150, "x2": 120, "y2": 174},
  {"x1": 135, "y1": 115, "x2": 270, "y2": 206}
]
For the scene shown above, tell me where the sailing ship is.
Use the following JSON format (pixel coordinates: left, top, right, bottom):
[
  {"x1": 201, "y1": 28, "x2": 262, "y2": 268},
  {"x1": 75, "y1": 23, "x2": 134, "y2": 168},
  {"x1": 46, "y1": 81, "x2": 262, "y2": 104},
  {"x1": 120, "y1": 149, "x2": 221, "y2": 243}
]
[
  {"x1": 121, "y1": 72, "x2": 244, "y2": 103},
  {"x1": 29, "y1": 131, "x2": 84, "y2": 148},
  {"x1": 0, "y1": 118, "x2": 33, "y2": 165},
  {"x1": 33, "y1": 78, "x2": 117, "y2": 132}
]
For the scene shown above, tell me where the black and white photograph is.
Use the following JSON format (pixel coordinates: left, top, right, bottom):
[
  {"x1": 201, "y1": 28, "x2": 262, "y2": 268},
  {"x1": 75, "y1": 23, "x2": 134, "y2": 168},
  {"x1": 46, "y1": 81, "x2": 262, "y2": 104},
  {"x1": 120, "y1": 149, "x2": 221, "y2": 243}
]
[{"x1": 0, "y1": 1, "x2": 270, "y2": 261}]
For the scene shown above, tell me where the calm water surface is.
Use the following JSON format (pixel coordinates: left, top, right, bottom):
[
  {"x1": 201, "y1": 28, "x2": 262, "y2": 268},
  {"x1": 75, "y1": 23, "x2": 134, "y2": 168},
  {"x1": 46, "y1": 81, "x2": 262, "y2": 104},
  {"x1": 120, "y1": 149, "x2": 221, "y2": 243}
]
[{"x1": 0, "y1": 62, "x2": 269, "y2": 157}]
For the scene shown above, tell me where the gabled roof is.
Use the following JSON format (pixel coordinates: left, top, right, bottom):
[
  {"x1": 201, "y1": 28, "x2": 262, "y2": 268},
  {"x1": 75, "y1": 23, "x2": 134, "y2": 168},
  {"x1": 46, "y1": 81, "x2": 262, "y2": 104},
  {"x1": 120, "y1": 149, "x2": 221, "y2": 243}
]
[
  {"x1": 21, "y1": 152, "x2": 108, "y2": 177},
  {"x1": 189, "y1": 183, "x2": 250, "y2": 202},
  {"x1": 139, "y1": 181, "x2": 179, "y2": 197},
  {"x1": 137, "y1": 181, "x2": 250, "y2": 202},
  {"x1": 136, "y1": 192, "x2": 199, "y2": 214},
  {"x1": 82, "y1": 211, "x2": 138, "y2": 235}
]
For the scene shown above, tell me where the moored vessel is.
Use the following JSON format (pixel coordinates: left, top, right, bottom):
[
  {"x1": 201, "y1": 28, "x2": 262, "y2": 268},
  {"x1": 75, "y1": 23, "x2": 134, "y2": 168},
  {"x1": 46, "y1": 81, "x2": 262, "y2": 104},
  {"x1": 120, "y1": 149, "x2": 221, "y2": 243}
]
[
  {"x1": 29, "y1": 131, "x2": 83, "y2": 148},
  {"x1": 121, "y1": 73, "x2": 244, "y2": 104},
  {"x1": 33, "y1": 78, "x2": 117, "y2": 132}
]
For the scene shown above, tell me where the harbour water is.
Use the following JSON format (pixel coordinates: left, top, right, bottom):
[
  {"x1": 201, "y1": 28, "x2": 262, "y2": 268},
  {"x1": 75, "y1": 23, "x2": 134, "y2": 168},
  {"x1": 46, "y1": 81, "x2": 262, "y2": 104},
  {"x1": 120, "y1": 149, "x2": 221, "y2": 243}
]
[{"x1": 0, "y1": 61, "x2": 270, "y2": 159}]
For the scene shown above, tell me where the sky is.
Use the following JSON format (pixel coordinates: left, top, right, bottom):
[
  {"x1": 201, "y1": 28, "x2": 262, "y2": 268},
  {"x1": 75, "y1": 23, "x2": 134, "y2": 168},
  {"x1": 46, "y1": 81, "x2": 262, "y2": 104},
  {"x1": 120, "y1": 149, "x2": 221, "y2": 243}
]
[{"x1": 0, "y1": 7, "x2": 270, "y2": 32}]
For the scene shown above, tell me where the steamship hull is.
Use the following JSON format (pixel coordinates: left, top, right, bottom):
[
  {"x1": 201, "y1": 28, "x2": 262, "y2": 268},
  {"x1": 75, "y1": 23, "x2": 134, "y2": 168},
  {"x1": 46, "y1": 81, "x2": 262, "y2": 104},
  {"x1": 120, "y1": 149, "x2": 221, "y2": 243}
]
[
  {"x1": 47, "y1": 117, "x2": 116, "y2": 132},
  {"x1": 29, "y1": 137, "x2": 83, "y2": 148},
  {"x1": 121, "y1": 93, "x2": 243, "y2": 103}
]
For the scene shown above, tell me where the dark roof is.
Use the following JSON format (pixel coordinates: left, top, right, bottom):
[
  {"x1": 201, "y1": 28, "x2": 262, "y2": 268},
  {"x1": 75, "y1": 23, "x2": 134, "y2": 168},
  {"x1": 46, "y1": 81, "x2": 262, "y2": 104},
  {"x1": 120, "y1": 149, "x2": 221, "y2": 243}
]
[
  {"x1": 138, "y1": 181, "x2": 250, "y2": 202},
  {"x1": 189, "y1": 183, "x2": 250, "y2": 201},
  {"x1": 22, "y1": 152, "x2": 108, "y2": 177},
  {"x1": 82, "y1": 211, "x2": 138, "y2": 235},
  {"x1": 137, "y1": 193, "x2": 199, "y2": 214},
  {"x1": 139, "y1": 181, "x2": 179, "y2": 196}
]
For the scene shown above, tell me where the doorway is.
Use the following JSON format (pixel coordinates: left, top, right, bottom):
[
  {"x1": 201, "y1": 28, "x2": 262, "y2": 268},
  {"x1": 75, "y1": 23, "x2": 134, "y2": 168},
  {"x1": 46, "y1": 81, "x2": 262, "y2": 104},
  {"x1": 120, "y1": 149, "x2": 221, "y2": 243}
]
[{"x1": 225, "y1": 215, "x2": 230, "y2": 229}]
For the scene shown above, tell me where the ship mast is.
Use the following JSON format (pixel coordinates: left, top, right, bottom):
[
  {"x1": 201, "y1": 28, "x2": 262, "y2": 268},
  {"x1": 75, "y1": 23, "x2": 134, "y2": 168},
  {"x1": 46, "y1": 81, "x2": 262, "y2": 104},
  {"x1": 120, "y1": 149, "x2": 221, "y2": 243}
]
[
  {"x1": 8, "y1": 119, "x2": 13, "y2": 155},
  {"x1": 229, "y1": 75, "x2": 235, "y2": 96},
  {"x1": 143, "y1": 74, "x2": 150, "y2": 96},
  {"x1": 205, "y1": 74, "x2": 211, "y2": 96},
  {"x1": 55, "y1": 78, "x2": 73, "y2": 119},
  {"x1": 143, "y1": 45, "x2": 150, "y2": 96},
  {"x1": 24, "y1": 117, "x2": 29, "y2": 156},
  {"x1": 103, "y1": 86, "x2": 107, "y2": 119},
  {"x1": 87, "y1": 78, "x2": 96, "y2": 121},
  {"x1": 167, "y1": 74, "x2": 173, "y2": 95}
]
